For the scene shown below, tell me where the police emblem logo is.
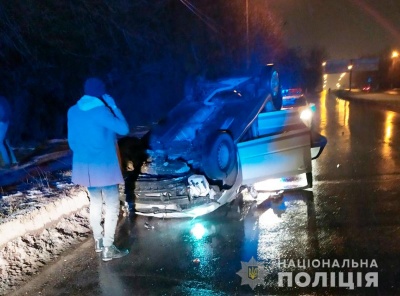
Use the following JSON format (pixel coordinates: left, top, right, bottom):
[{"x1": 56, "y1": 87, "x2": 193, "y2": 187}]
[
  {"x1": 248, "y1": 266, "x2": 258, "y2": 280},
  {"x1": 236, "y1": 257, "x2": 266, "y2": 290}
]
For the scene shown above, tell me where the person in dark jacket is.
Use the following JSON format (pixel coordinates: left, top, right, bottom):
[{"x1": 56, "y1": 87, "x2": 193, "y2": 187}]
[
  {"x1": 0, "y1": 96, "x2": 17, "y2": 167},
  {"x1": 67, "y1": 77, "x2": 129, "y2": 261}
]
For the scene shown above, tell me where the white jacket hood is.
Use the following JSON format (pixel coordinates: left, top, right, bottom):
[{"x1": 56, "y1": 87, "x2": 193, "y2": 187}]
[{"x1": 77, "y1": 95, "x2": 104, "y2": 111}]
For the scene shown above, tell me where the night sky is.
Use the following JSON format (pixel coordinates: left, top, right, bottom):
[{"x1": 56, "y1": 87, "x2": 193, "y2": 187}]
[{"x1": 268, "y1": 0, "x2": 400, "y2": 59}]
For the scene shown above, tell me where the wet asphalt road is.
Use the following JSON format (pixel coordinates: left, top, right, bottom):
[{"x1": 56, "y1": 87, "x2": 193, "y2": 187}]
[{"x1": 11, "y1": 91, "x2": 400, "y2": 295}]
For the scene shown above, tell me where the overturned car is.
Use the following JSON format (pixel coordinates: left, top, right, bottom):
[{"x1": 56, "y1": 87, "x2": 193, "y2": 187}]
[{"x1": 119, "y1": 65, "x2": 327, "y2": 218}]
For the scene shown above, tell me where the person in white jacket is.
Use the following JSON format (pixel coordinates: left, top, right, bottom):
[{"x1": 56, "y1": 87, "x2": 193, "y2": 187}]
[{"x1": 68, "y1": 77, "x2": 129, "y2": 261}]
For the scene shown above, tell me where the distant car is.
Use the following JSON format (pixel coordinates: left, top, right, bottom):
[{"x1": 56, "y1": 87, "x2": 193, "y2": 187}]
[
  {"x1": 281, "y1": 87, "x2": 303, "y2": 97},
  {"x1": 362, "y1": 85, "x2": 371, "y2": 92},
  {"x1": 281, "y1": 88, "x2": 315, "y2": 128},
  {"x1": 119, "y1": 67, "x2": 327, "y2": 218},
  {"x1": 281, "y1": 88, "x2": 322, "y2": 160}
]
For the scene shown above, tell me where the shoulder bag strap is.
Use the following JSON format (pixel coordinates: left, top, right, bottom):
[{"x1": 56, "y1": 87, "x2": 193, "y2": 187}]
[{"x1": 96, "y1": 96, "x2": 117, "y2": 117}]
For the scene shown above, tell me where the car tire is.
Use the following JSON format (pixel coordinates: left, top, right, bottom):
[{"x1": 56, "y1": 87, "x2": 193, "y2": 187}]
[
  {"x1": 202, "y1": 132, "x2": 238, "y2": 186},
  {"x1": 259, "y1": 65, "x2": 282, "y2": 111}
]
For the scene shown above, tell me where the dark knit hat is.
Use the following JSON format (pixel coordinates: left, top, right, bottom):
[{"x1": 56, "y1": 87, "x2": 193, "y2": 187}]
[{"x1": 84, "y1": 77, "x2": 106, "y2": 97}]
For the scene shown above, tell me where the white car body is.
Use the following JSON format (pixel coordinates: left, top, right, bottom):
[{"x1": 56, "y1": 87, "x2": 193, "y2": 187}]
[{"x1": 132, "y1": 77, "x2": 326, "y2": 218}]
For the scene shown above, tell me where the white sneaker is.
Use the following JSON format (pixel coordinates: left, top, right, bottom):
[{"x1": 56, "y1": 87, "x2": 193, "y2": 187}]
[{"x1": 102, "y1": 245, "x2": 129, "y2": 261}]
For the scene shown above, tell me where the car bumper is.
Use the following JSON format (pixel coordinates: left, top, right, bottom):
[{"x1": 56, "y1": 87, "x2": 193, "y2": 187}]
[
  {"x1": 135, "y1": 201, "x2": 222, "y2": 218},
  {"x1": 133, "y1": 173, "x2": 241, "y2": 218}
]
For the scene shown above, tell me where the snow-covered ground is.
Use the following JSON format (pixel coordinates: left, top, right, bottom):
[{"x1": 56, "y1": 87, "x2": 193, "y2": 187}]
[{"x1": 0, "y1": 140, "x2": 95, "y2": 295}]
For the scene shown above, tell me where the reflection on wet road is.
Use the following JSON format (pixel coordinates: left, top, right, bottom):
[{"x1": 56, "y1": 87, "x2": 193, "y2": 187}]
[{"x1": 11, "y1": 92, "x2": 400, "y2": 295}]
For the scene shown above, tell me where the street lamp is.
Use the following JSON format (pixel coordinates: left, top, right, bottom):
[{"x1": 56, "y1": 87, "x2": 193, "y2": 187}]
[
  {"x1": 347, "y1": 62, "x2": 353, "y2": 91},
  {"x1": 391, "y1": 50, "x2": 399, "y2": 89},
  {"x1": 322, "y1": 61, "x2": 327, "y2": 90},
  {"x1": 246, "y1": 0, "x2": 249, "y2": 70}
]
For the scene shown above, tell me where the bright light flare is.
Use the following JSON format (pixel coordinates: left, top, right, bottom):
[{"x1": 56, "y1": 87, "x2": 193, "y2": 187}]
[
  {"x1": 254, "y1": 175, "x2": 308, "y2": 191},
  {"x1": 259, "y1": 208, "x2": 283, "y2": 228},
  {"x1": 191, "y1": 223, "x2": 206, "y2": 239},
  {"x1": 300, "y1": 109, "x2": 313, "y2": 121},
  {"x1": 384, "y1": 112, "x2": 394, "y2": 142}
]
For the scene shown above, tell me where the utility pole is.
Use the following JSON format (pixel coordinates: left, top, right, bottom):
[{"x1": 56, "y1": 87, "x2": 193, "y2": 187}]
[
  {"x1": 246, "y1": 0, "x2": 249, "y2": 70},
  {"x1": 348, "y1": 60, "x2": 353, "y2": 91}
]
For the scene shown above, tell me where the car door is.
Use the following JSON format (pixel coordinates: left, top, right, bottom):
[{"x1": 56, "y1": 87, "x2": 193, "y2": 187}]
[{"x1": 237, "y1": 109, "x2": 312, "y2": 185}]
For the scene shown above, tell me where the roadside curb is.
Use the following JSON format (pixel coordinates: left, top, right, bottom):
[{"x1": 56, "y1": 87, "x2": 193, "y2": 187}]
[
  {"x1": 0, "y1": 187, "x2": 90, "y2": 295},
  {"x1": 0, "y1": 187, "x2": 89, "y2": 248},
  {"x1": 334, "y1": 90, "x2": 400, "y2": 112}
]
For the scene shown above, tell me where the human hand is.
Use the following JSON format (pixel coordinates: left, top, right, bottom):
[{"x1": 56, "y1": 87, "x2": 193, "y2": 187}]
[{"x1": 102, "y1": 94, "x2": 117, "y2": 108}]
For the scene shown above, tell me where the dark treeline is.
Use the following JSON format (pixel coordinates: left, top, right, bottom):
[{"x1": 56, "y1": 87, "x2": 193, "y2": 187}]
[{"x1": 0, "y1": 0, "x2": 325, "y2": 145}]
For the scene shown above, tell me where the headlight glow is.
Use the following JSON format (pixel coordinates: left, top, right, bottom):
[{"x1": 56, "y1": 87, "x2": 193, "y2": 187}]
[
  {"x1": 300, "y1": 109, "x2": 313, "y2": 121},
  {"x1": 191, "y1": 223, "x2": 206, "y2": 239}
]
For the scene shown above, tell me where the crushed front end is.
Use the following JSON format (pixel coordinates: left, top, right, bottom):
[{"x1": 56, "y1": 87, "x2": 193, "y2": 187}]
[{"x1": 134, "y1": 172, "x2": 239, "y2": 218}]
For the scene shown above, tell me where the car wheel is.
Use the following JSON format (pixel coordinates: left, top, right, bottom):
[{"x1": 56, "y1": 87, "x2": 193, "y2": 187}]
[
  {"x1": 202, "y1": 132, "x2": 238, "y2": 186},
  {"x1": 259, "y1": 65, "x2": 282, "y2": 111}
]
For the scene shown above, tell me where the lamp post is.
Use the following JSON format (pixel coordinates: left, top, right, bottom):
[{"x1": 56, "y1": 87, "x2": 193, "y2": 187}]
[
  {"x1": 246, "y1": 0, "x2": 249, "y2": 70},
  {"x1": 348, "y1": 62, "x2": 353, "y2": 91},
  {"x1": 391, "y1": 50, "x2": 399, "y2": 89},
  {"x1": 322, "y1": 61, "x2": 327, "y2": 91}
]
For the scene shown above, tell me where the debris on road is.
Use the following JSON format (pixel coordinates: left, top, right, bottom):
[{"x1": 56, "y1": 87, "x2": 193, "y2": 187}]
[{"x1": 144, "y1": 222, "x2": 154, "y2": 229}]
